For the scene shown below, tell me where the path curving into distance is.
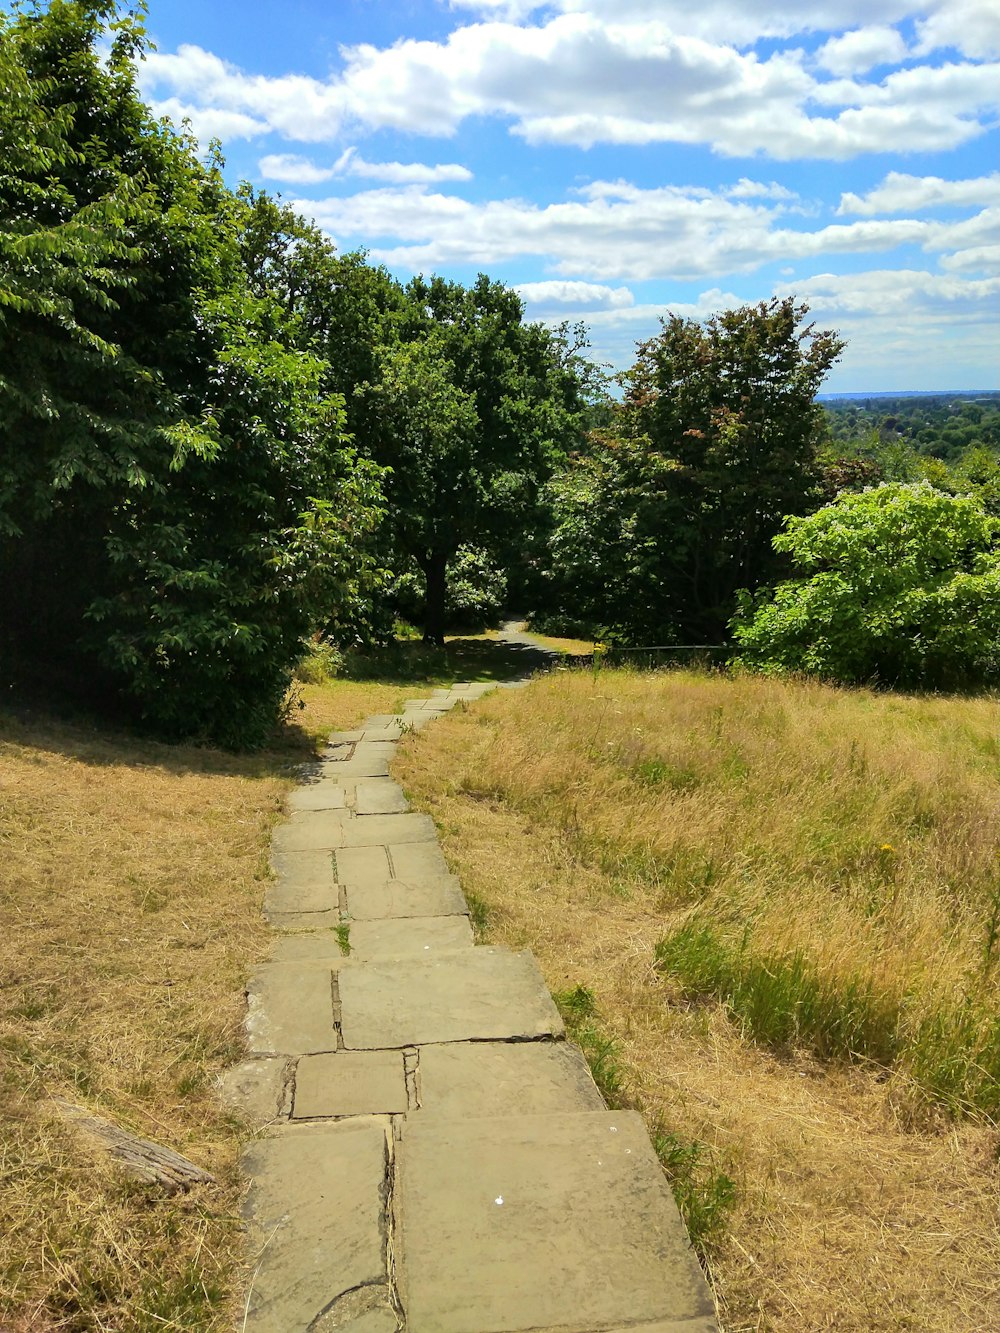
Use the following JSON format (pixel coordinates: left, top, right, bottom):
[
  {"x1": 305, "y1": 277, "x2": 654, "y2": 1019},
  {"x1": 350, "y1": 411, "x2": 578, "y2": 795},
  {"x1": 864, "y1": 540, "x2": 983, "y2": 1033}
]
[{"x1": 224, "y1": 674, "x2": 718, "y2": 1333}]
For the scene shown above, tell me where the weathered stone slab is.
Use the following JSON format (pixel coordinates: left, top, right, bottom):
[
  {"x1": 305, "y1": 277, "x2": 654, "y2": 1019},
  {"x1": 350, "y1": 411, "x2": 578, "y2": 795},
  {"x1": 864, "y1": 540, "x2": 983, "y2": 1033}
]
[
  {"x1": 293, "y1": 1051, "x2": 407, "y2": 1118},
  {"x1": 339, "y1": 949, "x2": 563, "y2": 1049},
  {"x1": 322, "y1": 755, "x2": 391, "y2": 778},
  {"x1": 345, "y1": 877, "x2": 467, "y2": 921},
  {"x1": 415, "y1": 1040, "x2": 604, "y2": 1118},
  {"x1": 266, "y1": 849, "x2": 337, "y2": 916},
  {"x1": 400, "y1": 711, "x2": 434, "y2": 730},
  {"x1": 387, "y1": 842, "x2": 451, "y2": 883},
  {"x1": 272, "y1": 811, "x2": 349, "y2": 854},
  {"x1": 270, "y1": 847, "x2": 336, "y2": 890},
  {"x1": 286, "y1": 782, "x2": 348, "y2": 813},
  {"x1": 242, "y1": 1119, "x2": 389, "y2": 1333},
  {"x1": 336, "y1": 845, "x2": 391, "y2": 886},
  {"x1": 266, "y1": 908, "x2": 339, "y2": 932},
  {"x1": 269, "y1": 930, "x2": 346, "y2": 962},
  {"x1": 348, "y1": 915, "x2": 473, "y2": 957},
  {"x1": 246, "y1": 964, "x2": 337, "y2": 1055},
  {"x1": 327, "y1": 730, "x2": 365, "y2": 744},
  {"x1": 358, "y1": 727, "x2": 402, "y2": 742},
  {"x1": 354, "y1": 779, "x2": 408, "y2": 815},
  {"x1": 312, "y1": 1292, "x2": 398, "y2": 1333},
  {"x1": 362, "y1": 714, "x2": 399, "y2": 727},
  {"x1": 219, "y1": 1057, "x2": 290, "y2": 1125},
  {"x1": 341, "y1": 813, "x2": 437, "y2": 848},
  {"x1": 396, "y1": 1111, "x2": 717, "y2": 1333}
]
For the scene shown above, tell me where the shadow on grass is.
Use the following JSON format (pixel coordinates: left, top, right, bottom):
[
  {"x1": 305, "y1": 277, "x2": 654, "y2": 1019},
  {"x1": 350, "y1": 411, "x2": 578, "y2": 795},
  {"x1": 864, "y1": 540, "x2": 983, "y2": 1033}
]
[
  {"x1": 339, "y1": 634, "x2": 557, "y2": 684},
  {"x1": 0, "y1": 634, "x2": 558, "y2": 782}
]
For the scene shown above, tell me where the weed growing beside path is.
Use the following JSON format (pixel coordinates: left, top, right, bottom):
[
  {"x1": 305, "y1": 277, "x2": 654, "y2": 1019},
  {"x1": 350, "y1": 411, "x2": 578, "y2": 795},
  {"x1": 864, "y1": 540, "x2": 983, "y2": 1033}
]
[{"x1": 394, "y1": 667, "x2": 1000, "y2": 1332}]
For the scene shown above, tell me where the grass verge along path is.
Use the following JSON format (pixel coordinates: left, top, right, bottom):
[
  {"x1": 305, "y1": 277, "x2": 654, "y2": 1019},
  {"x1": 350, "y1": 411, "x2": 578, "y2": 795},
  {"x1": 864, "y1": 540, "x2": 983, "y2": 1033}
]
[{"x1": 393, "y1": 666, "x2": 1000, "y2": 1333}]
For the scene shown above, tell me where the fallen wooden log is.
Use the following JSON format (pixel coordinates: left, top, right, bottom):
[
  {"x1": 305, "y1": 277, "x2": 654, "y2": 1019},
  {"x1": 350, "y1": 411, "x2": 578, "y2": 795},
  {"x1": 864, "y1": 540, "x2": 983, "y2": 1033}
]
[{"x1": 53, "y1": 1097, "x2": 215, "y2": 1194}]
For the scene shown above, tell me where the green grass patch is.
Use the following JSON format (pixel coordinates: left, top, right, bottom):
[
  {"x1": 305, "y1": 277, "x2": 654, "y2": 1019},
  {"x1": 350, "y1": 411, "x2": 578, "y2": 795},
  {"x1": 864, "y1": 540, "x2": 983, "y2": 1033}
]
[{"x1": 656, "y1": 918, "x2": 1000, "y2": 1115}]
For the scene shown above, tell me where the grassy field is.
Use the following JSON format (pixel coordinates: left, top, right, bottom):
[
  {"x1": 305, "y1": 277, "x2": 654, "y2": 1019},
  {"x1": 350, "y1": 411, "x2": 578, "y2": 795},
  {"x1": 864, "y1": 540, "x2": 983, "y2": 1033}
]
[
  {"x1": 393, "y1": 665, "x2": 1000, "y2": 1333},
  {"x1": 0, "y1": 637, "x2": 537, "y2": 1331}
]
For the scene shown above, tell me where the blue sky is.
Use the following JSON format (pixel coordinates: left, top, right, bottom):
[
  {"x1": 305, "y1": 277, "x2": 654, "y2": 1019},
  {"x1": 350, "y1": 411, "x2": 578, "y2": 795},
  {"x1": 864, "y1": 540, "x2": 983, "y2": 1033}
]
[{"x1": 136, "y1": 0, "x2": 998, "y2": 392}]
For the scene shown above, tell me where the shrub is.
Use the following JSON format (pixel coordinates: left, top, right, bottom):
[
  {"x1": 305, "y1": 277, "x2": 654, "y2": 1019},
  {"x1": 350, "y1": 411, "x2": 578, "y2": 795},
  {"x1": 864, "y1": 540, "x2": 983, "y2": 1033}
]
[{"x1": 733, "y1": 483, "x2": 1000, "y2": 690}]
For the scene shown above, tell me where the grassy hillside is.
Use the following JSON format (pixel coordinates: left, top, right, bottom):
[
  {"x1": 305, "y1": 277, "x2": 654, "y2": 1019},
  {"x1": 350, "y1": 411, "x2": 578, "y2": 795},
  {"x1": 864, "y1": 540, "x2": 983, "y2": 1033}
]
[{"x1": 394, "y1": 666, "x2": 1000, "y2": 1332}]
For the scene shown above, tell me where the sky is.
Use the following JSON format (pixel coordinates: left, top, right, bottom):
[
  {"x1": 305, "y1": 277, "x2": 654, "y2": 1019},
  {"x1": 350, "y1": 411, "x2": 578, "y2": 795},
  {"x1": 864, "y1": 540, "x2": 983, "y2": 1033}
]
[{"x1": 135, "y1": 0, "x2": 999, "y2": 392}]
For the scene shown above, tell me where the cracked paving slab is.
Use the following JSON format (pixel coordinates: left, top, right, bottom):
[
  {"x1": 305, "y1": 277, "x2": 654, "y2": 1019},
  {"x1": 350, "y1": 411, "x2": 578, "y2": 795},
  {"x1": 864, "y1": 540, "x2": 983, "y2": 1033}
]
[{"x1": 241, "y1": 1118, "x2": 391, "y2": 1333}]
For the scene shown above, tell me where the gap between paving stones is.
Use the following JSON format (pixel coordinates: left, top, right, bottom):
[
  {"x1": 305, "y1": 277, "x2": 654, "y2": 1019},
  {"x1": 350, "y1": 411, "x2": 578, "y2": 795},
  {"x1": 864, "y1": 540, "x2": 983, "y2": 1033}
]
[{"x1": 229, "y1": 667, "x2": 718, "y2": 1333}]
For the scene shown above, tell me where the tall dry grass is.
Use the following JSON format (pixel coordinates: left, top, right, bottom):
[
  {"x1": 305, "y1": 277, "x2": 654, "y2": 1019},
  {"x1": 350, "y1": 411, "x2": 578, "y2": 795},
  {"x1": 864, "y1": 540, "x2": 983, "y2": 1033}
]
[
  {"x1": 394, "y1": 666, "x2": 1000, "y2": 1332},
  {"x1": 0, "y1": 680, "x2": 407, "y2": 1330}
]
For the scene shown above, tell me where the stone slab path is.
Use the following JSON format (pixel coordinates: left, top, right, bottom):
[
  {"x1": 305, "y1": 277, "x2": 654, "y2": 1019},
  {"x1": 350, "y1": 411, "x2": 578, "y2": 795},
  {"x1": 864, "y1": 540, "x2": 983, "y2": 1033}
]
[{"x1": 225, "y1": 679, "x2": 718, "y2": 1333}]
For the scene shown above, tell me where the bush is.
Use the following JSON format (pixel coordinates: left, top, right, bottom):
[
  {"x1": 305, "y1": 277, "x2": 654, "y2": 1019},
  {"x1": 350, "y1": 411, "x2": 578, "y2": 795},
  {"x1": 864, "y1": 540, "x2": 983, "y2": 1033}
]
[{"x1": 733, "y1": 483, "x2": 1000, "y2": 690}]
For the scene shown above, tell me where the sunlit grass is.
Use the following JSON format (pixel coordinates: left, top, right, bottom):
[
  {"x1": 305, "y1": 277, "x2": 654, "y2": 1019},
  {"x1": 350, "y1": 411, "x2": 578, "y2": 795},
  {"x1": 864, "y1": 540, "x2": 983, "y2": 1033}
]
[{"x1": 393, "y1": 665, "x2": 1000, "y2": 1332}]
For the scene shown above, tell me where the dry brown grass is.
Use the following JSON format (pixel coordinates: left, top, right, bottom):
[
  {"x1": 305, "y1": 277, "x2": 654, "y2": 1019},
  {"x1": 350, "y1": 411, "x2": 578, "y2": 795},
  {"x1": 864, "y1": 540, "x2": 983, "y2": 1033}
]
[
  {"x1": 394, "y1": 666, "x2": 1000, "y2": 1333},
  {"x1": 0, "y1": 680, "x2": 403, "y2": 1331}
]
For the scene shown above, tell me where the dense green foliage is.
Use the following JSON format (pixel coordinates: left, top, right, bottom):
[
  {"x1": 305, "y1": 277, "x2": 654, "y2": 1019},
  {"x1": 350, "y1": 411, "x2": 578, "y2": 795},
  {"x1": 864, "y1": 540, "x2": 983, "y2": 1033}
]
[
  {"x1": 733, "y1": 483, "x2": 1000, "y2": 689},
  {"x1": 0, "y1": 1, "x2": 384, "y2": 746},
  {"x1": 533, "y1": 299, "x2": 845, "y2": 644}
]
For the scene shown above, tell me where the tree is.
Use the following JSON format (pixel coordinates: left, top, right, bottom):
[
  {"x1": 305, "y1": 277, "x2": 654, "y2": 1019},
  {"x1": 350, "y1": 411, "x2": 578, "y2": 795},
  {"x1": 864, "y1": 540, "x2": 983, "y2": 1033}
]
[
  {"x1": 0, "y1": 1, "x2": 384, "y2": 745},
  {"x1": 610, "y1": 297, "x2": 846, "y2": 641},
  {"x1": 359, "y1": 274, "x2": 590, "y2": 642},
  {"x1": 732, "y1": 483, "x2": 1000, "y2": 690}
]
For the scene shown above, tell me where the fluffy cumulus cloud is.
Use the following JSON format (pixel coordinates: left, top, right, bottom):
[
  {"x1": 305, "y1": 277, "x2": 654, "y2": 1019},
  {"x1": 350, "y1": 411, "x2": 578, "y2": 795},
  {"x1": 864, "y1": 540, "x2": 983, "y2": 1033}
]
[
  {"x1": 297, "y1": 178, "x2": 998, "y2": 283},
  {"x1": 258, "y1": 149, "x2": 472, "y2": 185},
  {"x1": 815, "y1": 25, "x2": 909, "y2": 75},
  {"x1": 515, "y1": 280, "x2": 635, "y2": 311},
  {"x1": 138, "y1": 4, "x2": 999, "y2": 160},
  {"x1": 838, "y1": 171, "x2": 1000, "y2": 215}
]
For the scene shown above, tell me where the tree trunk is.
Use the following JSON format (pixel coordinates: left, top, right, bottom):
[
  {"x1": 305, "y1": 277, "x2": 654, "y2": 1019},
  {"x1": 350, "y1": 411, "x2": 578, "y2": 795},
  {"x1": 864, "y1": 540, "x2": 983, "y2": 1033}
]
[{"x1": 421, "y1": 549, "x2": 448, "y2": 646}]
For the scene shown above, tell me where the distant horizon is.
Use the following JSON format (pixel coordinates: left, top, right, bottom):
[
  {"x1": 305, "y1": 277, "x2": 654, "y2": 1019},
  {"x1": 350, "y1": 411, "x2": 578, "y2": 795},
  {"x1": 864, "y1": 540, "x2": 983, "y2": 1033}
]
[{"x1": 819, "y1": 388, "x2": 1000, "y2": 400}]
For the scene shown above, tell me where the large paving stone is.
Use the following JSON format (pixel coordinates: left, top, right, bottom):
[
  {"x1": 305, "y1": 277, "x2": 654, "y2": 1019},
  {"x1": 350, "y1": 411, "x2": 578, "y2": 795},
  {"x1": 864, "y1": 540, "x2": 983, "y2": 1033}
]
[
  {"x1": 336, "y1": 842, "x2": 453, "y2": 889},
  {"x1": 293, "y1": 1050, "x2": 408, "y2": 1118},
  {"x1": 242, "y1": 1119, "x2": 389, "y2": 1333},
  {"x1": 286, "y1": 782, "x2": 348, "y2": 813},
  {"x1": 247, "y1": 964, "x2": 337, "y2": 1055},
  {"x1": 219, "y1": 1057, "x2": 290, "y2": 1125},
  {"x1": 354, "y1": 779, "x2": 409, "y2": 815},
  {"x1": 273, "y1": 811, "x2": 349, "y2": 853},
  {"x1": 338, "y1": 949, "x2": 563, "y2": 1049},
  {"x1": 396, "y1": 1111, "x2": 717, "y2": 1333},
  {"x1": 336, "y1": 845, "x2": 390, "y2": 886},
  {"x1": 348, "y1": 915, "x2": 472, "y2": 957},
  {"x1": 269, "y1": 930, "x2": 347, "y2": 963},
  {"x1": 266, "y1": 849, "x2": 337, "y2": 917},
  {"x1": 387, "y1": 842, "x2": 452, "y2": 882},
  {"x1": 345, "y1": 877, "x2": 467, "y2": 922},
  {"x1": 415, "y1": 1040, "x2": 604, "y2": 1117},
  {"x1": 340, "y1": 813, "x2": 436, "y2": 848}
]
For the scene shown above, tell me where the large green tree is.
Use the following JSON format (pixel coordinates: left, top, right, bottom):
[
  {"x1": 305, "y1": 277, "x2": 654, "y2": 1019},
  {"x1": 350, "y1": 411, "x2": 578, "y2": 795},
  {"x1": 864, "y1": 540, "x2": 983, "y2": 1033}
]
[
  {"x1": 0, "y1": 1, "x2": 383, "y2": 745},
  {"x1": 359, "y1": 274, "x2": 591, "y2": 642},
  {"x1": 538, "y1": 298, "x2": 844, "y2": 643}
]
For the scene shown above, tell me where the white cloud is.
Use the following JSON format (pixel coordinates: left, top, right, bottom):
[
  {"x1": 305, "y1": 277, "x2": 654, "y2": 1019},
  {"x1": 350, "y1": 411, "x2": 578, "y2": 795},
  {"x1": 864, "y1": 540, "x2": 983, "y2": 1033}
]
[
  {"x1": 775, "y1": 267, "x2": 1000, "y2": 388},
  {"x1": 258, "y1": 148, "x2": 473, "y2": 185},
  {"x1": 139, "y1": 9, "x2": 998, "y2": 161},
  {"x1": 148, "y1": 96, "x2": 269, "y2": 141},
  {"x1": 816, "y1": 25, "x2": 909, "y2": 75},
  {"x1": 295, "y1": 180, "x2": 999, "y2": 283},
  {"x1": 915, "y1": 0, "x2": 1000, "y2": 60},
  {"x1": 516, "y1": 280, "x2": 635, "y2": 310},
  {"x1": 839, "y1": 171, "x2": 1000, "y2": 215},
  {"x1": 939, "y1": 244, "x2": 1000, "y2": 275}
]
